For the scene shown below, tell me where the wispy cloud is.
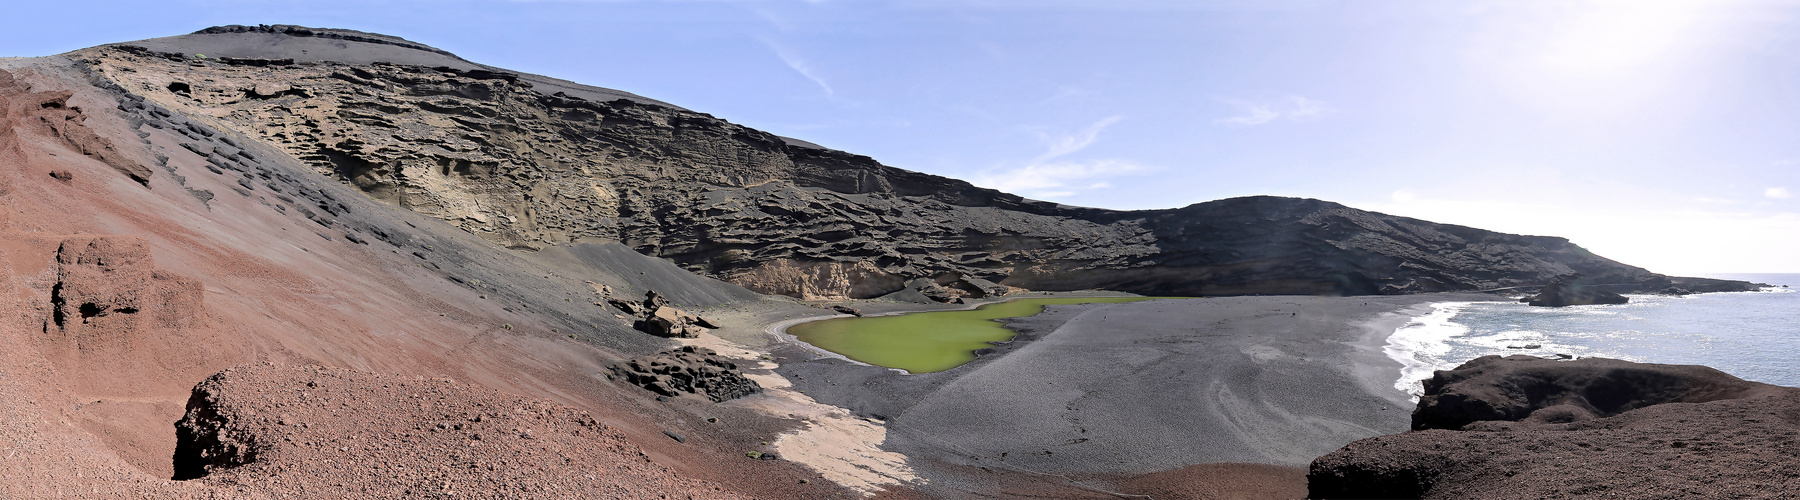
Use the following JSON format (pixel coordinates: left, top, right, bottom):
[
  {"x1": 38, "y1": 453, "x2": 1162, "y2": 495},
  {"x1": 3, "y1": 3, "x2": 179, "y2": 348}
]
[
  {"x1": 1213, "y1": 95, "x2": 1332, "y2": 127},
  {"x1": 973, "y1": 116, "x2": 1153, "y2": 200},
  {"x1": 1034, "y1": 115, "x2": 1121, "y2": 163},
  {"x1": 974, "y1": 160, "x2": 1149, "y2": 199},
  {"x1": 1768, "y1": 187, "x2": 1793, "y2": 199},
  {"x1": 1039, "y1": 84, "x2": 1092, "y2": 105},
  {"x1": 759, "y1": 38, "x2": 833, "y2": 98}
]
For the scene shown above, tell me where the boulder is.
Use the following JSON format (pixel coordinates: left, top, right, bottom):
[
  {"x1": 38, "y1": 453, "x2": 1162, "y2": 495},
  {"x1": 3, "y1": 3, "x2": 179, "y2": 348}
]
[
  {"x1": 1521, "y1": 273, "x2": 1628, "y2": 307},
  {"x1": 611, "y1": 346, "x2": 762, "y2": 402},
  {"x1": 636, "y1": 305, "x2": 707, "y2": 339},
  {"x1": 604, "y1": 289, "x2": 720, "y2": 338},
  {"x1": 830, "y1": 305, "x2": 862, "y2": 317},
  {"x1": 605, "y1": 296, "x2": 642, "y2": 315}
]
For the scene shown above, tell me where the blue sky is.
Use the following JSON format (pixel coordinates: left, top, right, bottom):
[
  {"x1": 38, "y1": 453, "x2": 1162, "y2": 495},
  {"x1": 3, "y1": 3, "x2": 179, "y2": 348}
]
[{"x1": 3, "y1": 0, "x2": 1797, "y2": 274}]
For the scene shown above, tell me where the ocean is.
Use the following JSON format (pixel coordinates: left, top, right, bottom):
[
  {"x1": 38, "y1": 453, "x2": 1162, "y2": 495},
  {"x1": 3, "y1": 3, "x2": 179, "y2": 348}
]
[{"x1": 1385, "y1": 273, "x2": 1800, "y2": 399}]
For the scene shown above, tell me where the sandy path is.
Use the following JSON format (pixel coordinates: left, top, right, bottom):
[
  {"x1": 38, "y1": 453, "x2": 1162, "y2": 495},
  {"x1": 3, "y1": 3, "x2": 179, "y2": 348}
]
[{"x1": 679, "y1": 332, "x2": 923, "y2": 496}]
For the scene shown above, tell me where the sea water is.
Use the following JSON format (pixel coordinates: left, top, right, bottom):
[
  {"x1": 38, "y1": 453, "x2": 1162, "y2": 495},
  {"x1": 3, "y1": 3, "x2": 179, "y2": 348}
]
[{"x1": 1385, "y1": 273, "x2": 1800, "y2": 399}]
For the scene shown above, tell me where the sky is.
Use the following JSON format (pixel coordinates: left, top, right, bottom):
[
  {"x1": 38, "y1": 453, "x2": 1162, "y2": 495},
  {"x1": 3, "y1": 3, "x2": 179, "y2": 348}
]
[{"x1": 2, "y1": 0, "x2": 1797, "y2": 274}]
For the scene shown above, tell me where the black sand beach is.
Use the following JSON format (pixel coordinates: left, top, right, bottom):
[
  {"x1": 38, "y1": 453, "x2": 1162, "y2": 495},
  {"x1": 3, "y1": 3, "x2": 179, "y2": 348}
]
[{"x1": 775, "y1": 293, "x2": 1497, "y2": 495}]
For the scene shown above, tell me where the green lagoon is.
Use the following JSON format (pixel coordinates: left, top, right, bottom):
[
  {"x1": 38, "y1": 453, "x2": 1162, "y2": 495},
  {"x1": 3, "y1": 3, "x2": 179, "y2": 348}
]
[{"x1": 788, "y1": 296, "x2": 1159, "y2": 373}]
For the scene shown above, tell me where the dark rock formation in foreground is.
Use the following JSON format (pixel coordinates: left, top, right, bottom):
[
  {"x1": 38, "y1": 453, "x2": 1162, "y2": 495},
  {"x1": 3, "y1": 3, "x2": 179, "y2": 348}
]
[
  {"x1": 1309, "y1": 355, "x2": 1800, "y2": 499},
  {"x1": 1521, "y1": 273, "x2": 1630, "y2": 307},
  {"x1": 1409, "y1": 355, "x2": 1767, "y2": 430},
  {"x1": 611, "y1": 346, "x2": 761, "y2": 402},
  {"x1": 68, "y1": 26, "x2": 1763, "y2": 300}
]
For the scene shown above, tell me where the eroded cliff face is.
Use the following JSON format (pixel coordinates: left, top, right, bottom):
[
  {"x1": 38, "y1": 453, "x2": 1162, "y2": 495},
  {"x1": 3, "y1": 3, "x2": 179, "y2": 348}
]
[{"x1": 67, "y1": 28, "x2": 1760, "y2": 298}]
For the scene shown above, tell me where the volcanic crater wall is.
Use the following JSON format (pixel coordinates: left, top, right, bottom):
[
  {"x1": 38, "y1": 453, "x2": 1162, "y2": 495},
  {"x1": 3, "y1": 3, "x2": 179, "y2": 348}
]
[{"x1": 69, "y1": 30, "x2": 1759, "y2": 298}]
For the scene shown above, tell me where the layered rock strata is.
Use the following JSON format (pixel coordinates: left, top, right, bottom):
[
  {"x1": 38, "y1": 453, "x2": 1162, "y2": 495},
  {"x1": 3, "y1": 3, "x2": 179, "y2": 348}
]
[{"x1": 68, "y1": 28, "x2": 1764, "y2": 299}]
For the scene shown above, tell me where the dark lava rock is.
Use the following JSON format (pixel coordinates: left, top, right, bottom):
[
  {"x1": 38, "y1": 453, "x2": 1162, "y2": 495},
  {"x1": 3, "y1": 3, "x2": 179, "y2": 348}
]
[
  {"x1": 1411, "y1": 355, "x2": 1771, "y2": 431},
  {"x1": 1309, "y1": 356, "x2": 1799, "y2": 499},
  {"x1": 611, "y1": 346, "x2": 761, "y2": 402},
  {"x1": 605, "y1": 290, "x2": 719, "y2": 338},
  {"x1": 634, "y1": 306, "x2": 711, "y2": 338},
  {"x1": 1521, "y1": 273, "x2": 1629, "y2": 307},
  {"x1": 829, "y1": 305, "x2": 862, "y2": 317}
]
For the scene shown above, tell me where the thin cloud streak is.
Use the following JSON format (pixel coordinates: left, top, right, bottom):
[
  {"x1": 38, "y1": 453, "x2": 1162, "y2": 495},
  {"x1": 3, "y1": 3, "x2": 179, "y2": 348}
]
[
  {"x1": 975, "y1": 116, "x2": 1152, "y2": 200},
  {"x1": 974, "y1": 160, "x2": 1150, "y2": 199},
  {"x1": 759, "y1": 38, "x2": 834, "y2": 97},
  {"x1": 1035, "y1": 115, "x2": 1122, "y2": 163},
  {"x1": 1213, "y1": 95, "x2": 1331, "y2": 127}
]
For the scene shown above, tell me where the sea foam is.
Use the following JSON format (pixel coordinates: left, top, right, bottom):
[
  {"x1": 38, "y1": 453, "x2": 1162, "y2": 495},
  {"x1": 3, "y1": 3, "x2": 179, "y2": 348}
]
[
  {"x1": 1382, "y1": 302, "x2": 1471, "y2": 400},
  {"x1": 1381, "y1": 277, "x2": 1800, "y2": 401}
]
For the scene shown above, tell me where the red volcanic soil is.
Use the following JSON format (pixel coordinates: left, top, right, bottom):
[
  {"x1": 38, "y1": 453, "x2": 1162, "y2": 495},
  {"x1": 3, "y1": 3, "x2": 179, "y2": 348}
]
[
  {"x1": 1120, "y1": 463, "x2": 1309, "y2": 499},
  {"x1": 0, "y1": 62, "x2": 848, "y2": 498},
  {"x1": 172, "y1": 362, "x2": 746, "y2": 499}
]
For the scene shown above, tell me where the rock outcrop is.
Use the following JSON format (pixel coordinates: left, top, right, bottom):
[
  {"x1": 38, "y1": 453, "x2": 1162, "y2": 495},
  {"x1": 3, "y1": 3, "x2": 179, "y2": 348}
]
[
  {"x1": 604, "y1": 290, "x2": 719, "y2": 338},
  {"x1": 1, "y1": 68, "x2": 147, "y2": 186},
  {"x1": 46, "y1": 235, "x2": 204, "y2": 350},
  {"x1": 1409, "y1": 355, "x2": 1773, "y2": 430},
  {"x1": 1520, "y1": 273, "x2": 1629, "y2": 307},
  {"x1": 68, "y1": 28, "x2": 1766, "y2": 300},
  {"x1": 611, "y1": 346, "x2": 762, "y2": 402},
  {"x1": 171, "y1": 363, "x2": 747, "y2": 497},
  {"x1": 1309, "y1": 356, "x2": 1800, "y2": 499}
]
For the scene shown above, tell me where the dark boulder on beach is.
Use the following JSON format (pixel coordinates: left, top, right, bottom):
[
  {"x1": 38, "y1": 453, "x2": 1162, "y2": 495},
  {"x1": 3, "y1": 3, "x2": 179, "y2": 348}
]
[
  {"x1": 1308, "y1": 356, "x2": 1800, "y2": 499},
  {"x1": 1521, "y1": 273, "x2": 1629, "y2": 307}
]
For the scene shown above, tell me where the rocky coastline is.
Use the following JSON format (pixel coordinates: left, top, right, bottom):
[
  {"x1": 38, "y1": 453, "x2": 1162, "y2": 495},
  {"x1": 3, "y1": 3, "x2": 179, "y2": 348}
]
[{"x1": 1310, "y1": 355, "x2": 1800, "y2": 499}]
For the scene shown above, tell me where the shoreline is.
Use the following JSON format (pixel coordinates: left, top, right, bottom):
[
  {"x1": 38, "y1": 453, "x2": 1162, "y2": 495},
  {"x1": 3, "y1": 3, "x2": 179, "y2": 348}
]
[{"x1": 761, "y1": 292, "x2": 1498, "y2": 496}]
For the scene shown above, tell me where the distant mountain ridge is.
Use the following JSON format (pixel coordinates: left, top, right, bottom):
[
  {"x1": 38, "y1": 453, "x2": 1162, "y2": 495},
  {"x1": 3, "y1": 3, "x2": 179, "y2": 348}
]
[{"x1": 69, "y1": 25, "x2": 1760, "y2": 298}]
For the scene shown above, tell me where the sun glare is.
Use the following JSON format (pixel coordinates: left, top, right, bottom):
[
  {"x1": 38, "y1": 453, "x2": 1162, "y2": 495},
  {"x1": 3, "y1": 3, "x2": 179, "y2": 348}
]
[{"x1": 1537, "y1": 0, "x2": 1709, "y2": 75}]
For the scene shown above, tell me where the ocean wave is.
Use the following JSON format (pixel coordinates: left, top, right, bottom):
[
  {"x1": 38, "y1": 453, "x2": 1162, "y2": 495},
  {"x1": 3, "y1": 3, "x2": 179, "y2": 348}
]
[
  {"x1": 1382, "y1": 302, "x2": 1472, "y2": 400},
  {"x1": 1383, "y1": 286, "x2": 1800, "y2": 394}
]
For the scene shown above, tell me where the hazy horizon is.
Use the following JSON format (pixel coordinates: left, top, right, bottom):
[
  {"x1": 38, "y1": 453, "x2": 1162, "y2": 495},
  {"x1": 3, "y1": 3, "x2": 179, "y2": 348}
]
[{"x1": 3, "y1": 0, "x2": 1796, "y2": 275}]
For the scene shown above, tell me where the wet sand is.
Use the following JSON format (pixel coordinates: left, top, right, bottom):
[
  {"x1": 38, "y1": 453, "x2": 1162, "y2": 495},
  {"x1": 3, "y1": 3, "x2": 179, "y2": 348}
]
[{"x1": 775, "y1": 292, "x2": 1497, "y2": 496}]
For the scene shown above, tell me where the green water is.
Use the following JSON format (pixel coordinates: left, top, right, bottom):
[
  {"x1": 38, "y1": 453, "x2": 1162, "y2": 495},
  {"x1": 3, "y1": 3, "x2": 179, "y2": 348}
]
[{"x1": 788, "y1": 296, "x2": 1159, "y2": 374}]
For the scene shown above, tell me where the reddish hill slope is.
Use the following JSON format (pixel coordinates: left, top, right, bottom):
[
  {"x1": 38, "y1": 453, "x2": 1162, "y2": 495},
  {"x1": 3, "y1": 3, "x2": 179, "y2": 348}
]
[{"x1": 0, "y1": 59, "x2": 843, "y2": 498}]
